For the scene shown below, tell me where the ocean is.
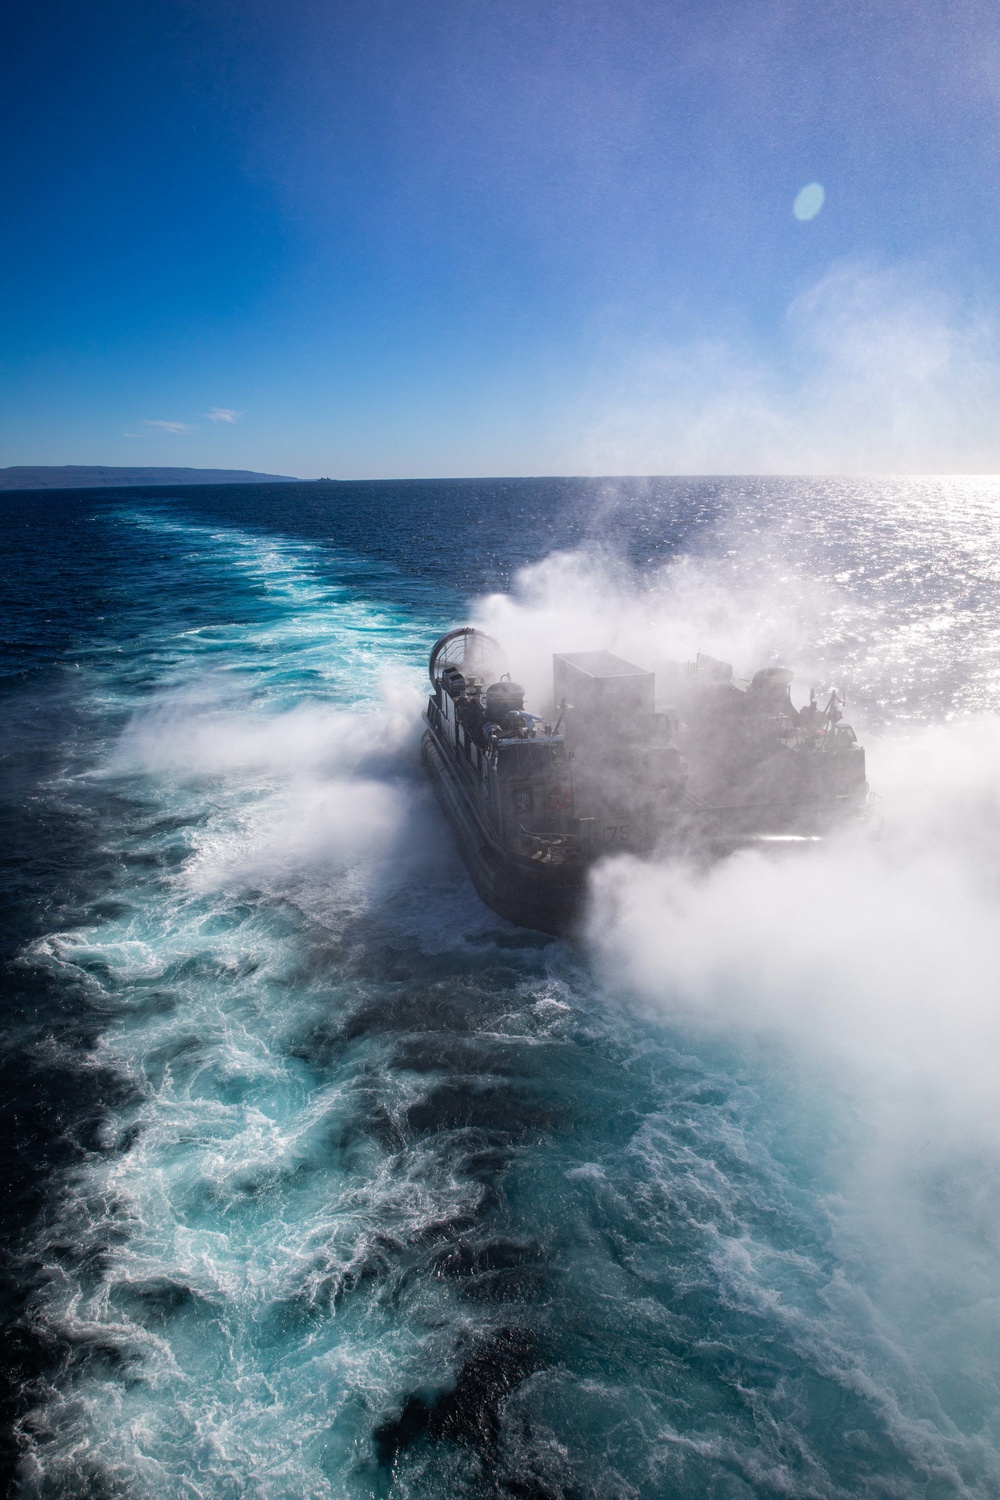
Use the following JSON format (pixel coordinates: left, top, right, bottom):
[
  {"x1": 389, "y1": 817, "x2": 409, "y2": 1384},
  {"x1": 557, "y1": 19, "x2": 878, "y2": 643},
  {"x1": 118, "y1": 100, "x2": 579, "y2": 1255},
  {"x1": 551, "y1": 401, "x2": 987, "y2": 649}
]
[{"x1": 2, "y1": 476, "x2": 1000, "y2": 1498}]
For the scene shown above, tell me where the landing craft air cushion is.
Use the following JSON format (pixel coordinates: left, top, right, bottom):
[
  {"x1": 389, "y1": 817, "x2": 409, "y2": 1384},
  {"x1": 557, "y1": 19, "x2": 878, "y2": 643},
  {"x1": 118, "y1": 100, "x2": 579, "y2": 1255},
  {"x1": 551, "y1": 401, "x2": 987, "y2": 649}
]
[{"x1": 421, "y1": 627, "x2": 868, "y2": 935}]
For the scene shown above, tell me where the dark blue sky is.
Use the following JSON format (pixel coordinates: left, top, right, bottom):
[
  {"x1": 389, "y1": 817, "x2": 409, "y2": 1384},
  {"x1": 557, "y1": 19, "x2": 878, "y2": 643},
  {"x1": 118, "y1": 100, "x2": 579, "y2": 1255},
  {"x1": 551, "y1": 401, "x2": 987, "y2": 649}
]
[{"x1": 4, "y1": 0, "x2": 1000, "y2": 475}]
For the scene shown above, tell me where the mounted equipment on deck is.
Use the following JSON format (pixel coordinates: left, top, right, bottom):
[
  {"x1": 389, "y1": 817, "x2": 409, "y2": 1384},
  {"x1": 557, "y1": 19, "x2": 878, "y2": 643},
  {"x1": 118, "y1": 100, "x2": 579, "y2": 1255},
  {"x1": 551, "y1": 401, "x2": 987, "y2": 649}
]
[{"x1": 421, "y1": 629, "x2": 868, "y2": 935}]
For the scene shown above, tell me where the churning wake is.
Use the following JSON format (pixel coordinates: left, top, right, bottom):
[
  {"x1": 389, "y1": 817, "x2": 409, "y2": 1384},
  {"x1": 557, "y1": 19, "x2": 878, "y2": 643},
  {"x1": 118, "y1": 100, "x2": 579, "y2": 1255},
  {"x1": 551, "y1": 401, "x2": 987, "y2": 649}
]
[{"x1": 6, "y1": 478, "x2": 1000, "y2": 1498}]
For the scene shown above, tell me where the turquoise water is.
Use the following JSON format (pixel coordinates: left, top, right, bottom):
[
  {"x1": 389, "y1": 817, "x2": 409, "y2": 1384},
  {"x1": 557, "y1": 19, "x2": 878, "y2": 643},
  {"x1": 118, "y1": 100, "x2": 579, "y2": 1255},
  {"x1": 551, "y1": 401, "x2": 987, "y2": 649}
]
[{"x1": 3, "y1": 478, "x2": 1000, "y2": 1497}]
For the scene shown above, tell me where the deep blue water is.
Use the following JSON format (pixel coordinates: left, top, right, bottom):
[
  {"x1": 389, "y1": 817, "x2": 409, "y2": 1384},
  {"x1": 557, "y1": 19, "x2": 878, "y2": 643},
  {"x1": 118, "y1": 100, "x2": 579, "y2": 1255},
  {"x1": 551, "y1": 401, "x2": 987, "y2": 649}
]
[{"x1": 2, "y1": 477, "x2": 1000, "y2": 1498}]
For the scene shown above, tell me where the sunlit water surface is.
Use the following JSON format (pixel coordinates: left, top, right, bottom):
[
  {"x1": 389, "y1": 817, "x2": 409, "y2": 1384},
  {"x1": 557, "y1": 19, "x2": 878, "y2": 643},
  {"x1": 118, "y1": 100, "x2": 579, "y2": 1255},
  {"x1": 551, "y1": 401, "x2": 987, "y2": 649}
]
[{"x1": 2, "y1": 477, "x2": 1000, "y2": 1499}]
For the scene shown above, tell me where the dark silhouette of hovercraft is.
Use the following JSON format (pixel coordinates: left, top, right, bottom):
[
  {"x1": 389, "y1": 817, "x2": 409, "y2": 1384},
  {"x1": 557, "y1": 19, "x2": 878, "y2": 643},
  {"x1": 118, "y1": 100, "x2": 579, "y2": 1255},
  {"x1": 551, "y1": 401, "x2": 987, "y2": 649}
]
[{"x1": 421, "y1": 628, "x2": 869, "y2": 935}]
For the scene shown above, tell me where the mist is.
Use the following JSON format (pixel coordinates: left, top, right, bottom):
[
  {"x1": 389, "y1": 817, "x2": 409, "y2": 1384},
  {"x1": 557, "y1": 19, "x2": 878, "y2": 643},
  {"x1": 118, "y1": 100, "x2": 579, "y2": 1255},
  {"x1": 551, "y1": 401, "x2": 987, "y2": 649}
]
[
  {"x1": 567, "y1": 263, "x2": 1000, "y2": 476},
  {"x1": 111, "y1": 668, "x2": 432, "y2": 913},
  {"x1": 453, "y1": 493, "x2": 1000, "y2": 1450},
  {"x1": 470, "y1": 493, "x2": 1000, "y2": 1178}
]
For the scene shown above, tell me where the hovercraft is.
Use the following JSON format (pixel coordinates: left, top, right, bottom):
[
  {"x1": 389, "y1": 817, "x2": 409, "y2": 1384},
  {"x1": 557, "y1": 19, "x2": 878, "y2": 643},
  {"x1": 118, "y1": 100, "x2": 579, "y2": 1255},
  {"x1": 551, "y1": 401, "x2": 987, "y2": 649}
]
[{"x1": 421, "y1": 628, "x2": 868, "y2": 935}]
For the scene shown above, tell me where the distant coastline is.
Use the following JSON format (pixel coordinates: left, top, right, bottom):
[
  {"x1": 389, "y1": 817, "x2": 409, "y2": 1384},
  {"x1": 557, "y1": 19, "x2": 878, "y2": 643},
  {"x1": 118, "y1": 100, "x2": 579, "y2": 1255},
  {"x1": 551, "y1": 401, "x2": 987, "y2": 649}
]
[{"x1": 0, "y1": 465, "x2": 302, "y2": 491}]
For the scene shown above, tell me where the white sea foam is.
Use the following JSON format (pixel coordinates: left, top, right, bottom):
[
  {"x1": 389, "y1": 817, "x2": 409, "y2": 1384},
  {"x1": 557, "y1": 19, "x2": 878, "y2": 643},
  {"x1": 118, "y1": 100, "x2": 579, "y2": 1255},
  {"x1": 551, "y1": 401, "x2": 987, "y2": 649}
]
[{"x1": 18, "y1": 515, "x2": 468, "y2": 1494}]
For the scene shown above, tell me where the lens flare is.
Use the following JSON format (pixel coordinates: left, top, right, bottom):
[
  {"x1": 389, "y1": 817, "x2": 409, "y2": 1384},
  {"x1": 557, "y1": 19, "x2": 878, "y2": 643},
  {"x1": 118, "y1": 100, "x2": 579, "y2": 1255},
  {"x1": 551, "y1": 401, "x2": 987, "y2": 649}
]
[{"x1": 793, "y1": 181, "x2": 826, "y2": 220}]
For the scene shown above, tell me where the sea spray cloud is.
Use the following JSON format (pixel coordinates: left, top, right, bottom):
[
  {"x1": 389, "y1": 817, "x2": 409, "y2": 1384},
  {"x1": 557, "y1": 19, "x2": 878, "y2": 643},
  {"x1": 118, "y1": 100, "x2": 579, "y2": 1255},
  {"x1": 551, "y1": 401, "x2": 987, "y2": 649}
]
[
  {"x1": 586, "y1": 808, "x2": 1000, "y2": 1142},
  {"x1": 468, "y1": 513, "x2": 1000, "y2": 1164},
  {"x1": 113, "y1": 670, "x2": 429, "y2": 903},
  {"x1": 114, "y1": 669, "x2": 424, "y2": 778},
  {"x1": 471, "y1": 543, "x2": 836, "y2": 711},
  {"x1": 580, "y1": 728, "x2": 1000, "y2": 1389},
  {"x1": 462, "y1": 515, "x2": 1000, "y2": 1443}
]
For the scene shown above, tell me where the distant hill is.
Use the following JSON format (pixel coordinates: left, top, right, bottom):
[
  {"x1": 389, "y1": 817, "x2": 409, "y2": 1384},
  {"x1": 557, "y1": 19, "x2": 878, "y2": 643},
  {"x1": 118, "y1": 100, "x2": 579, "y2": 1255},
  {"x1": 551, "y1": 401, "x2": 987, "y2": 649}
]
[{"x1": 0, "y1": 466, "x2": 301, "y2": 491}]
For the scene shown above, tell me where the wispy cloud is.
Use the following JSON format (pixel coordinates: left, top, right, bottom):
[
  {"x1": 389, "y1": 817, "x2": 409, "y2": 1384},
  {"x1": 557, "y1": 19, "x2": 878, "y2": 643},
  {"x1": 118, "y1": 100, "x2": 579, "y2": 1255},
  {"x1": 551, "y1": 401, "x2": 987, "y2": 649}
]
[
  {"x1": 206, "y1": 407, "x2": 245, "y2": 424},
  {"x1": 569, "y1": 261, "x2": 1000, "y2": 474},
  {"x1": 143, "y1": 419, "x2": 191, "y2": 434}
]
